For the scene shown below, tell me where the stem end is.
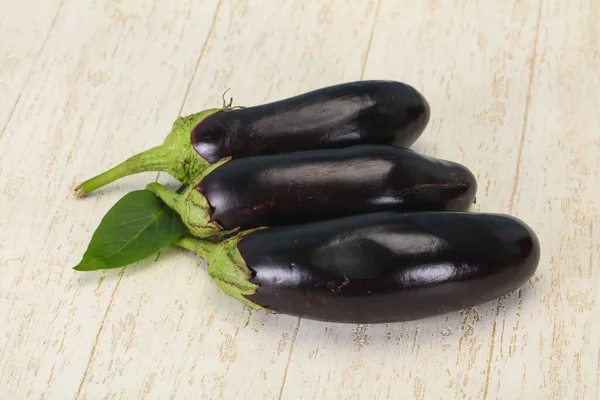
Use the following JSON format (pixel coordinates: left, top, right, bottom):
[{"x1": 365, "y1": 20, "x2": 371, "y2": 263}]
[{"x1": 74, "y1": 186, "x2": 86, "y2": 198}]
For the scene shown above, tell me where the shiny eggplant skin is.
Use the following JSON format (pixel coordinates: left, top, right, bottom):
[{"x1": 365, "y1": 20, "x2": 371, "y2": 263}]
[
  {"x1": 198, "y1": 145, "x2": 477, "y2": 232},
  {"x1": 238, "y1": 212, "x2": 540, "y2": 324},
  {"x1": 192, "y1": 80, "x2": 430, "y2": 163}
]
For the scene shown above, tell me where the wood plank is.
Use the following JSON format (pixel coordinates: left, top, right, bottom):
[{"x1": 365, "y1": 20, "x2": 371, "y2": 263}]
[
  {"x1": 76, "y1": 1, "x2": 380, "y2": 398},
  {"x1": 0, "y1": 0, "x2": 64, "y2": 131},
  {"x1": 486, "y1": 0, "x2": 600, "y2": 398},
  {"x1": 0, "y1": 0, "x2": 219, "y2": 398},
  {"x1": 280, "y1": 2, "x2": 544, "y2": 398}
]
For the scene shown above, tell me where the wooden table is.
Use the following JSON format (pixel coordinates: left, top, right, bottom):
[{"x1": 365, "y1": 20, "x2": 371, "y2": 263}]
[{"x1": 1, "y1": 1, "x2": 598, "y2": 398}]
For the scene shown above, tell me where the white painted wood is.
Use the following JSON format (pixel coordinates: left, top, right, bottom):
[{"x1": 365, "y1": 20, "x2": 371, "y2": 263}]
[
  {"x1": 1, "y1": 0, "x2": 599, "y2": 399},
  {"x1": 0, "y1": 0, "x2": 64, "y2": 131},
  {"x1": 0, "y1": 0, "x2": 220, "y2": 398},
  {"x1": 486, "y1": 1, "x2": 600, "y2": 398}
]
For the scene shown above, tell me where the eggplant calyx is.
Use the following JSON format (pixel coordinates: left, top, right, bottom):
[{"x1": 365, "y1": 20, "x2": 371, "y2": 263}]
[
  {"x1": 146, "y1": 181, "x2": 215, "y2": 238},
  {"x1": 146, "y1": 157, "x2": 233, "y2": 239},
  {"x1": 208, "y1": 229, "x2": 266, "y2": 310},
  {"x1": 173, "y1": 233, "x2": 264, "y2": 310},
  {"x1": 161, "y1": 108, "x2": 222, "y2": 183},
  {"x1": 74, "y1": 108, "x2": 221, "y2": 197}
]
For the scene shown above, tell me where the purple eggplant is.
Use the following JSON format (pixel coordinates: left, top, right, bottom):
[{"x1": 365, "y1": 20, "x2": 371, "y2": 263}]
[
  {"x1": 145, "y1": 145, "x2": 477, "y2": 238},
  {"x1": 173, "y1": 211, "x2": 540, "y2": 324},
  {"x1": 192, "y1": 80, "x2": 429, "y2": 163},
  {"x1": 75, "y1": 80, "x2": 429, "y2": 197}
]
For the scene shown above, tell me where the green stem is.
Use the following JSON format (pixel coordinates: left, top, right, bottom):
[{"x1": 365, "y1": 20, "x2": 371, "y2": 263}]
[
  {"x1": 146, "y1": 182, "x2": 185, "y2": 213},
  {"x1": 146, "y1": 181, "x2": 222, "y2": 238},
  {"x1": 174, "y1": 233, "x2": 263, "y2": 310},
  {"x1": 145, "y1": 156, "x2": 235, "y2": 239},
  {"x1": 75, "y1": 146, "x2": 171, "y2": 197},
  {"x1": 172, "y1": 236, "x2": 219, "y2": 260},
  {"x1": 74, "y1": 108, "x2": 222, "y2": 197}
]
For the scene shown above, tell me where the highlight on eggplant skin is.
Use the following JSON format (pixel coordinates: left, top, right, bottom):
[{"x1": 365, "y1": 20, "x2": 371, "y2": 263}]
[
  {"x1": 191, "y1": 145, "x2": 477, "y2": 232},
  {"x1": 146, "y1": 144, "x2": 477, "y2": 238},
  {"x1": 235, "y1": 212, "x2": 540, "y2": 324},
  {"x1": 191, "y1": 80, "x2": 431, "y2": 164}
]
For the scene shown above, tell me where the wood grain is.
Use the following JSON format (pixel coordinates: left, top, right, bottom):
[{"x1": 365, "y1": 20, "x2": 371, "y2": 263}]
[
  {"x1": 486, "y1": 1, "x2": 600, "y2": 398},
  {"x1": 0, "y1": 0, "x2": 220, "y2": 398},
  {"x1": 1, "y1": 0, "x2": 599, "y2": 399},
  {"x1": 0, "y1": 0, "x2": 65, "y2": 132}
]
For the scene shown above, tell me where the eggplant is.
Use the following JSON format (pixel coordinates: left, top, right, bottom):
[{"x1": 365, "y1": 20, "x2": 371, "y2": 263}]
[
  {"x1": 192, "y1": 80, "x2": 429, "y2": 163},
  {"x1": 173, "y1": 212, "x2": 540, "y2": 324},
  {"x1": 75, "y1": 80, "x2": 430, "y2": 197},
  {"x1": 145, "y1": 145, "x2": 477, "y2": 237}
]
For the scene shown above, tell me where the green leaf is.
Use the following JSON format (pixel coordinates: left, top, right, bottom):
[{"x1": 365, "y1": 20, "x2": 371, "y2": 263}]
[{"x1": 74, "y1": 189, "x2": 188, "y2": 271}]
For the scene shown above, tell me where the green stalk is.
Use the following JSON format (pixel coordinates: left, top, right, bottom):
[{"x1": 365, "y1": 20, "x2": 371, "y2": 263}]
[
  {"x1": 172, "y1": 236, "x2": 219, "y2": 260},
  {"x1": 172, "y1": 233, "x2": 263, "y2": 310},
  {"x1": 75, "y1": 146, "x2": 171, "y2": 197},
  {"x1": 145, "y1": 157, "x2": 233, "y2": 239},
  {"x1": 74, "y1": 108, "x2": 222, "y2": 197}
]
